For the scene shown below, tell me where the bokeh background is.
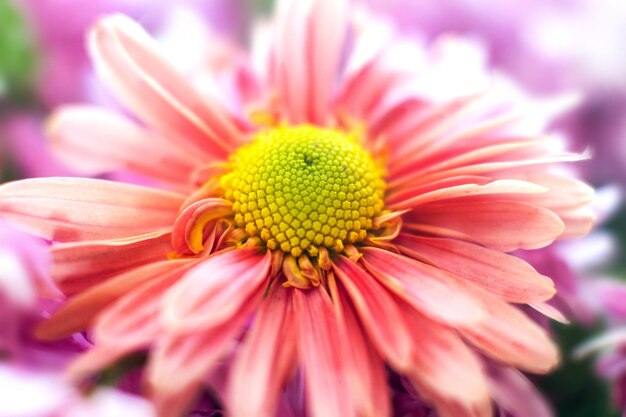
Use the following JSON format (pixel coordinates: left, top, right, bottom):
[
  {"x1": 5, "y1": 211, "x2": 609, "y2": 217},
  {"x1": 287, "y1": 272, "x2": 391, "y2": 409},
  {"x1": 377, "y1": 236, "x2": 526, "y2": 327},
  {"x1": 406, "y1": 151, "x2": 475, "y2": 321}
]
[{"x1": 1, "y1": 1, "x2": 625, "y2": 416}]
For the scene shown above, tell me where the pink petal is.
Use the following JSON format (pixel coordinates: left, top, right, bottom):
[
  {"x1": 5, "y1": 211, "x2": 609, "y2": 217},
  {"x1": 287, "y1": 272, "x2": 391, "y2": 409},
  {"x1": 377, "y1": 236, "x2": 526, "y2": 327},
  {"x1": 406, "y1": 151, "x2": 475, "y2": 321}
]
[
  {"x1": 294, "y1": 288, "x2": 354, "y2": 417},
  {"x1": 68, "y1": 269, "x2": 183, "y2": 379},
  {"x1": 228, "y1": 284, "x2": 298, "y2": 417},
  {"x1": 332, "y1": 256, "x2": 413, "y2": 370},
  {"x1": 162, "y1": 248, "x2": 271, "y2": 333},
  {"x1": 49, "y1": 106, "x2": 201, "y2": 189},
  {"x1": 394, "y1": 234, "x2": 555, "y2": 303},
  {"x1": 405, "y1": 200, "x2": 565, "y2": 251},
  {"x1": 147, "y1": 292, "x2": 262, "y2": 417},
  {"x1": 557, "y1": 206, "x2": 595, "y2": 239},
  {"x1": 459, "y1": 290, "x2": 559, "y2": 373},
  {"x1": 88, "y1": 15, "x2": 245, "y2": 160},
  {"x1": 403, "y1": 306, "x2": 491, "y2": 417},
  {"x1": 388, "y1": 179, "x2": 548, "y2": 210},
  {"x1": 273, "y1": 0, "x2": 347, "y2": 124},
  {"x1": 487, "y1": 366, "x2": 553, "y2": 417},
  {"x1": 514, "y1": 174, "x2": 594, "y2": 211},
  {"x1": 390, "y1": 148, "x2": 585, "y2": 190},
  {"x1": 0, "y1": 178, "x2": 184, "y2": 242},
  {"x1": 36, "y1": 259, "x2": 193, "y2": 340},
  {"x1": 51, "y1": 231, "x2": 173, "y2": 295},
  {"x1": 171, "y1": 198, "x2": 233, "y2": 255},
  {"x1": 361, "y1": 247, "x2": 486, "y2": 326},
  {"x1": 332, "y1": 288, "x2": 391, "y2": 417}
]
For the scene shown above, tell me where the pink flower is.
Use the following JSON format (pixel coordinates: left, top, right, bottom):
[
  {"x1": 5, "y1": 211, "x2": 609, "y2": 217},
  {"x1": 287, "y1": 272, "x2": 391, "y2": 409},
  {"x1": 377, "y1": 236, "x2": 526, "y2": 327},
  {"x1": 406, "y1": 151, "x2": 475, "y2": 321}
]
[{"x1": 0, "y1": 2, "x2": 594, "y2": 417}]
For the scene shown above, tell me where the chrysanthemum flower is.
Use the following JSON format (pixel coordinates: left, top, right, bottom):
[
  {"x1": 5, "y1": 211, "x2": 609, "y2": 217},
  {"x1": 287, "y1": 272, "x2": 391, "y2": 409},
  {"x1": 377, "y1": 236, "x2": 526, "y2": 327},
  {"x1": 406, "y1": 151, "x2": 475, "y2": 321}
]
[{"x1": 0, "y1": 1, "x2": 594, "y2": 416}]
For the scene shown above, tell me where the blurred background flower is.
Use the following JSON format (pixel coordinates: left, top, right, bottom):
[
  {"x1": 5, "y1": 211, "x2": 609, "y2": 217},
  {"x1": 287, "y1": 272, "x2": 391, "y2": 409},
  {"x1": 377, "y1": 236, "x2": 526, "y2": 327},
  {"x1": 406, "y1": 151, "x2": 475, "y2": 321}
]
[{"x1": 0, "y1": 0, "x2": 625, "y2": 417}]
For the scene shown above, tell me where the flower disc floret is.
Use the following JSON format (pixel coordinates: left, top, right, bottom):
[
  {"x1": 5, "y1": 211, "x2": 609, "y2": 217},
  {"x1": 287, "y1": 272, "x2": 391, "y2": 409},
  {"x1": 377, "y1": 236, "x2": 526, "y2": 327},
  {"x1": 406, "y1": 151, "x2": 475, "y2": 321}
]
[{"x1": 222, "y1": 125, "x2": 385, "y2": 257}]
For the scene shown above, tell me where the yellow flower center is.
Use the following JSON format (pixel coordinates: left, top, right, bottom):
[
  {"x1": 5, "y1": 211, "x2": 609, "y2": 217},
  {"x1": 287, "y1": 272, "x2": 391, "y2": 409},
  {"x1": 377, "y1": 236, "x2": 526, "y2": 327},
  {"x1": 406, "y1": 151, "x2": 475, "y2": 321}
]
[{"x1": 222, "y1": 125, "x2": 385, "y2": 258}]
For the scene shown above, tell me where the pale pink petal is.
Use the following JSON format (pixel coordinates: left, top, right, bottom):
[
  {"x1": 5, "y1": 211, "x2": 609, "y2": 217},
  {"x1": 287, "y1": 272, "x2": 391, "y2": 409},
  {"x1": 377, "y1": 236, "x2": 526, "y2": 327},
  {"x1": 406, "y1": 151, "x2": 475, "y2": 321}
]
[
  {"x1": 89, "y1": 15, "x2": 245, "y2": 160},
  {"x1": 513, "y1": 173, "x2": 594, "y2": 211},
  {"x1": 145, "y1": 250, "x2": 272, "y2": 416},
  {"x1": 273, "y1": 0, "x2": 347, "y2": 124},
  {"x1": 385, "y1": 175, "x2": 491, "y2": 203},
  {"x1": 0, "y1": 178, "x2": 184, "y2": 241},
  {"x1": 360, "y1": 247, "x2": 486, "y2": 325},
  {"x1": 459, "y1": 290, "x2": 559, "y2": 373},
  {"x1": 161, "y1": 248, "x2": 270, "y2": 333},
  {"x1": 387, "y1": 179, "x2": 548, "y2": 210},
  {"x1": 405, "y1": 201, "x2": 565, "y2": 251},
  {"x1": 332, "y1": 256, "x2": 413, "y2": 370},
  {"x1": 381, "y1": 94, "x2": 484, "y2": 160},
  {"x1": 402, "y1": 306, "x2": 492, "y2": 417},
  {"x1": 228, "y1": 284, "x2": 298, "y2": 417},
  {"x1": 556, "y1": 206, "x2": 595, "y2": 239},
  {"x1": 488, "y1": 366, "x2": 553, "y2": 417},
  {"x1": 36, "y1": 259, "x2": 194, "y2": 340},
  {"x1": 68, "y1": 269, "x2": 183, "y2": 379},
  {"x1": 294, "y1": 288, "x2": 354, "y2": 417},
  {"x1": 389, "y1": 148, "x2": 585, "y2": 190},
  {"x1": 51, "y1": 231, "x2": 173, "y2": 294},
  {"x1": 394, "y1": 234, "x2": 555, "y2": 303},
  {"x1": 147, "y1": 294, "x2": 262, "y2": 417},
  {"x1": 49, "y1": 106, "x2": 201, "y2": 189}
]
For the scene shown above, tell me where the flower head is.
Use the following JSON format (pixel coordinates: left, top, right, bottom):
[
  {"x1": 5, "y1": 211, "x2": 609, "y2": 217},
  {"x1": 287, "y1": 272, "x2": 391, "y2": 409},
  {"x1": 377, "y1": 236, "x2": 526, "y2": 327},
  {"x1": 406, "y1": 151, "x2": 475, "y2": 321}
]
[{"x1": 0, "y1": 1, "x2": 594, "y2": 417}]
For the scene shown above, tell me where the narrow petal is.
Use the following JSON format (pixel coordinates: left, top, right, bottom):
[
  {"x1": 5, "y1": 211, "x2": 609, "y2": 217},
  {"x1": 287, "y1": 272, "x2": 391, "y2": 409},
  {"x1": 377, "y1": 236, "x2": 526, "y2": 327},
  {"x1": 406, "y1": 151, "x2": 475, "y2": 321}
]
[
  {"x1": 49, "y1": 106, "x2": 201, "y2": 188},
  {"x1": 405, "y1": 200, "x2": 565, "y2": 251},
  {"x1": 161, "y1": 248, "x2": 271, "y2": 333},
  {"x1": 361, "y1": 247, "x2": 486, "y2": 325},
  {"x1": 51, "y1": 231, "x2": 173, "y2": 295},
  {"x1": 273, "y1": 0, "x2": 347, "y2": 124},
  {"x1": 330, "y1": 284, "x2": 391, "y2": 417},
  {"x1": 459, "y1": 290, "x2": 559, "y2": 373},
  {"x1": 0, "y1": 178, "x2": 184, "y2": 242},
  {"x1": 294, "y1": 288, "x2": 354, "y2": 417},
  {"x1": 403, "y1": 306, "x2": 492, "y2": 417},
  {"x1": 89, "y1": 15, "x2": 245, "y2": 159},
  {"x1": 332, "y1": 256, "x2": 413, "y2": 370},
  {"x1": 387, "y1": 179, "x2": 548, "y2": 210},
  {"x1": 228, "y1": 284, "x2": 298, "y2": 417},
  {"x1": 147, "y1": 287, "x2": 264, "y2": 417},
  {"x1": 487, "y1": 366, "x2": 553, "y2": 417},
  {"x1": 36, "y1": 259, "x2": 193, "y2": 340},
  {"x1": 394, "y1": 234, "x2": 555, "y2": 303},
  {"x1": 67, "y1": 269, "x2": 183, "y2": 379}
]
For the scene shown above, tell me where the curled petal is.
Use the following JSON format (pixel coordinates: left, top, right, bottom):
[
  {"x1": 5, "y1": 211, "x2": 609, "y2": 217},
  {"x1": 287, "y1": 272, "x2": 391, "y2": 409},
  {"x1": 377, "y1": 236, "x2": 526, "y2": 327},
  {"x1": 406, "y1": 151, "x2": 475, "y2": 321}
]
[{"x1": 171, "y1": 198, "x2": 232, "y2": 255}]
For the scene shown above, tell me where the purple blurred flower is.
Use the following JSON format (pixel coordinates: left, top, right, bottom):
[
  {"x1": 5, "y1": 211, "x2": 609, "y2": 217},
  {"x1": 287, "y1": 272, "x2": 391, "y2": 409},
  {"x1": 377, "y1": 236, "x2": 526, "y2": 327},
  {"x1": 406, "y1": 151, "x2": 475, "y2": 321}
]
[
  {"x1": 363, "y1": 0, "x2": 626, "y2": 188},
  {"x1": 2, "y1": 0, "x2": 249, "y2": 179}
]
